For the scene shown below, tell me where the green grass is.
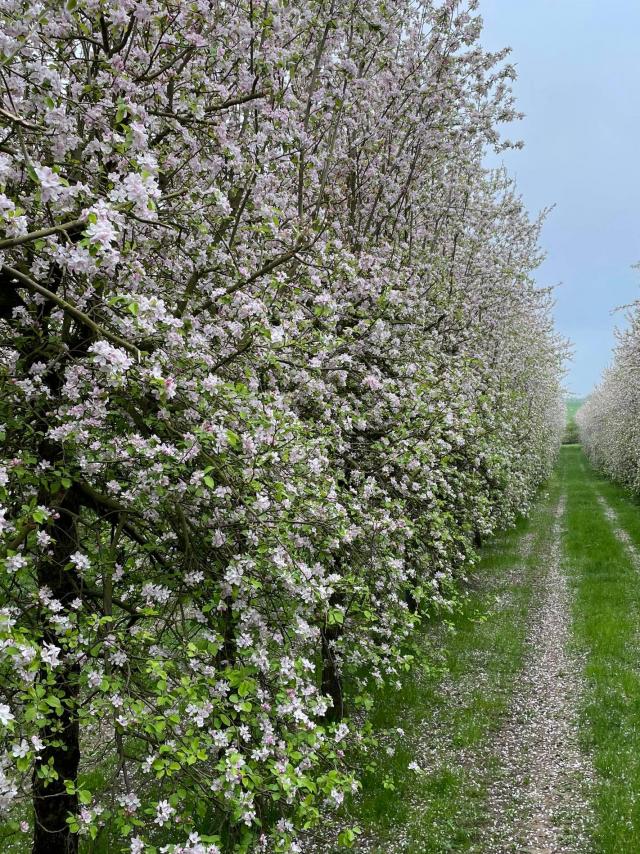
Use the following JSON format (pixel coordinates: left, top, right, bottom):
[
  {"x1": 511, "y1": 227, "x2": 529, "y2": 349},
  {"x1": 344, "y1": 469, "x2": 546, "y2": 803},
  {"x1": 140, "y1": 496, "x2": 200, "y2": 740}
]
[
  {"x1": 563, "y1": 397, "x2": 584, "y2": 444},
  {"x1": 333, "y1": 447, "x2": 640, "y2": 852},
  {"x1": 340, "y1": 474, "x2": 563, "y2": 852},
  {"x1": 562, "y1": 445, "x2": 640, "y2": 852}
]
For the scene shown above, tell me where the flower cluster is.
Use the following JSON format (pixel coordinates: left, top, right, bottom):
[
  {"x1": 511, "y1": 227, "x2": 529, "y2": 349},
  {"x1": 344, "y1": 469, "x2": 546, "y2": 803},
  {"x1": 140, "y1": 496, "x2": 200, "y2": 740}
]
[{"x1": 0, "y1": 0, "x2": 564, "y2": 851}]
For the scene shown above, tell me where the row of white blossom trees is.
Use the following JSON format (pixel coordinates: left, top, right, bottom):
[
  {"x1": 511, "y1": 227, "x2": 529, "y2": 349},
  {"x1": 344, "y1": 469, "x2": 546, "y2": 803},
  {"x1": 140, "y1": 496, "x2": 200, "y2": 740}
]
[
  {"x1": 578, "y1": 312, "x2": 640, "y2": 486},
  {"x1": 0, "y1": 1, "x2": 565, "y2": 851}
]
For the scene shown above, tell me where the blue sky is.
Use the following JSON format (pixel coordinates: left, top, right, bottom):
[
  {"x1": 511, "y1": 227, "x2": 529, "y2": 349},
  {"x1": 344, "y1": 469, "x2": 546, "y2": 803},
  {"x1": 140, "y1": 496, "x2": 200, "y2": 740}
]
[{"x1": 478, "y1": 0, "x2": 640, "y2": 396}]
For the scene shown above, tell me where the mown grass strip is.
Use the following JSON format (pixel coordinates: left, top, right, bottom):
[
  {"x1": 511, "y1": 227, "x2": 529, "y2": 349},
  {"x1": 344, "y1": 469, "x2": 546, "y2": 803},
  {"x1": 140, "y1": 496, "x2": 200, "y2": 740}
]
[
  {"x1": 563, "y1": 445, "x2": 640, "y2": 852},
  {"x1": 339, "y1": 474, "x2": 562, "y2": 853}
]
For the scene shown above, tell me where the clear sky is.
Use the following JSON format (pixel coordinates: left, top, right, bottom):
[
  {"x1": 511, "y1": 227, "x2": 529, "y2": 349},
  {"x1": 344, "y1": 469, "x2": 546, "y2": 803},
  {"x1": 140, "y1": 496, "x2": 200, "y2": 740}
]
[{"x1": 478, "y1": 0, "x2": 640, "y2": 397}]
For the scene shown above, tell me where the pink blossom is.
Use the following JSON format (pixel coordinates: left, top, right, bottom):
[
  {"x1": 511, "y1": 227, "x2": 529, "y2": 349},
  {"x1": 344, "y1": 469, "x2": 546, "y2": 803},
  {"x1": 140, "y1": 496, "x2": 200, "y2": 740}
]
[{"x1": 41, "y1": 643, "x2": 62, "y2": 668}]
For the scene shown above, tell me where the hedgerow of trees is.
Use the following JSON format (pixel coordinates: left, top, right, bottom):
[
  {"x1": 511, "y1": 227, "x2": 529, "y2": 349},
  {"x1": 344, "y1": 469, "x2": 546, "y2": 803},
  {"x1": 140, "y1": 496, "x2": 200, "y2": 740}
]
[
  {"x1": 579, "y1": 311, "x2": 640, "y2": 485},
  {"x1": 0, "y1": 1, "x2": 564, "y2": 851}
]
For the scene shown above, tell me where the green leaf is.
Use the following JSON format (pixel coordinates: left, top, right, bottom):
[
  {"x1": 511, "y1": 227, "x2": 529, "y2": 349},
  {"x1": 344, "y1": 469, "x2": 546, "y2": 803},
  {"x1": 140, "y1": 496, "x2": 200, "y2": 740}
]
[
  {"x1": 238, "y1": 679, "x2": 254, "y2": 698},
  {"x1": 44, "y1": 695, "x2": 63, "y2": 714},
  {"x1": 327, "y1": 608, "x2": 344, "y2": 626},
  {"x1": 16, "y1": 755, "x2": 31, "y2": 773}
]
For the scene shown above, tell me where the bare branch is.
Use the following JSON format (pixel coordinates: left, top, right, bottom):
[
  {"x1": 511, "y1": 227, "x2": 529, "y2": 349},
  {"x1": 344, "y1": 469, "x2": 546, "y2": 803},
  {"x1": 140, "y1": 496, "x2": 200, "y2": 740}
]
[
  {"x1": 0, "y1": 106, "x2": 38, "y2": 130},
  {"x1": 0, "y1": 218, "x2": 86, "y2": 250},
  {"x1": 1, "y1": 263, "x2": 142, "y2": 358}
]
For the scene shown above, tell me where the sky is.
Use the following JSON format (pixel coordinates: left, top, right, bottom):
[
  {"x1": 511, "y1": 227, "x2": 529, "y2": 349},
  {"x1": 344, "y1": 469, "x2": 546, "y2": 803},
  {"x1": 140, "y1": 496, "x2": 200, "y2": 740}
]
[{"x1": 478, "y1": 0, "x2": 640, "y2": 397}]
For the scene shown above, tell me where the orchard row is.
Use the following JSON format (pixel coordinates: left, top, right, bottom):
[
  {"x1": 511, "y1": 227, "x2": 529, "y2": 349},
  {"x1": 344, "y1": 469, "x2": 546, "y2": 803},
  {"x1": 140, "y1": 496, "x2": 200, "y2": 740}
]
[
  {"x1": 579, "y1": 311, "x2": 640, "y2": 485},
  {"x1": 0, "y1": 1, "x2": 564, "y2": 851}
]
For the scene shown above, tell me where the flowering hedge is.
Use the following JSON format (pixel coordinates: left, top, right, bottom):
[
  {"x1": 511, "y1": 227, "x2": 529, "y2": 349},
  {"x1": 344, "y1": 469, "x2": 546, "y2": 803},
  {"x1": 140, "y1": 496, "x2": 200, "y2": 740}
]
[
  {"x1": 0, "y1": 1, "x2": 564, "y2": 851},
  {"x1": 578, "y1": 311, "x2": 640, "y2": 486}
]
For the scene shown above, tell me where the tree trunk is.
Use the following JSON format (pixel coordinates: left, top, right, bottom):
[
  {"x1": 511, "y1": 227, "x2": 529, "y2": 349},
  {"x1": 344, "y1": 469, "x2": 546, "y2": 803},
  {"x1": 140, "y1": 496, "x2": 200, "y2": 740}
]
[
  {"x1": 321, "y1": 623, "x2": 343, "y2": 722},
  {"x1": 405, "y1": 588, "x2": 418, "y2": 613},
  {"x1": 32, "y1": 484, "x2": 81, "y2": 854}
]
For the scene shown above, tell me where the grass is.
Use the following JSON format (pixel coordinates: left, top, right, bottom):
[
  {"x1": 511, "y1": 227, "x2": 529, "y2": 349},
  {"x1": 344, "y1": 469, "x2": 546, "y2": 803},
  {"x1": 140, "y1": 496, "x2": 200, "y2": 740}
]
[
  {"x1": 339, "y1": 473, "x2": 563, "y2": 852},
  {"x1": 331, "y1": 446, "x2": 640, "y2": 853},
  {"x1": 562, "y1": 445, "x2": 640, "y2": 852},
  {"x1": 563, "y1": 396, "x2": 584, "y2": 444}
]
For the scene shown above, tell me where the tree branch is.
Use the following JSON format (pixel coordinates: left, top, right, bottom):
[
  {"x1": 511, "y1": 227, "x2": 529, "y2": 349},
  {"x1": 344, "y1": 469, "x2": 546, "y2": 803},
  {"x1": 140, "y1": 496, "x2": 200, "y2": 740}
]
[
  {"x1": 0, "y1": 106, "x2": 38, "y2": 130},
  {"x1": 1, "y1": 263, "x2": 142, "y2": 358},
  {"x1": 0, "y1": 218, "x2": 86, "y2": 250}
]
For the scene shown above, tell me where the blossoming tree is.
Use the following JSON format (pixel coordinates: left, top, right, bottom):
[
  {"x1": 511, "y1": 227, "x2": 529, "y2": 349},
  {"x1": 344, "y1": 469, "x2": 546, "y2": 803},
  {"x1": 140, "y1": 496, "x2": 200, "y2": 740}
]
[
  {"x1": 0, "y1": 0, "x2": 564, "y2": 851},
  {"x1": 578, "y1": 309, "x2": 640, "y2": 487}
]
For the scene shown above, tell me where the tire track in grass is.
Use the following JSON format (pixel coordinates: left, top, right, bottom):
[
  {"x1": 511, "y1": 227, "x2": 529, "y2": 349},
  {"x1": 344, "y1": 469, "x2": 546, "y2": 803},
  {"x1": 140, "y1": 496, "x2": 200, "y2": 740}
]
[
  {"x1": 308, "y1": 479, "x2": 570, "y2": 853},
  {"x1": 595, "y1": 494, "x2": 640, "y2": 566},
  {"x1": 306, "y1": 521, "x2": 534, "y2": 854},
  {"x1": 480, "y1": 494, "x2": 594, "y2": 853},
  {"x1": 379, "y1": 497, "x2": 560, "y2": 854}
]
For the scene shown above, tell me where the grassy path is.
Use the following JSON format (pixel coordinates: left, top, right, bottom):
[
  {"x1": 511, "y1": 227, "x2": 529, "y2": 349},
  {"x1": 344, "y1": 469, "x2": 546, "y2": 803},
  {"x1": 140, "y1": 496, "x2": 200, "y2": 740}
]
[
  {"x1": 312, "y1": 446, "x2": 640, "y2": 852},
  {"x1": 563, "y1": 446, "x2": 640, "y2": 852},
  {"x1": 479, "y1": 491, "x2": 593, "y2": 853}
]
